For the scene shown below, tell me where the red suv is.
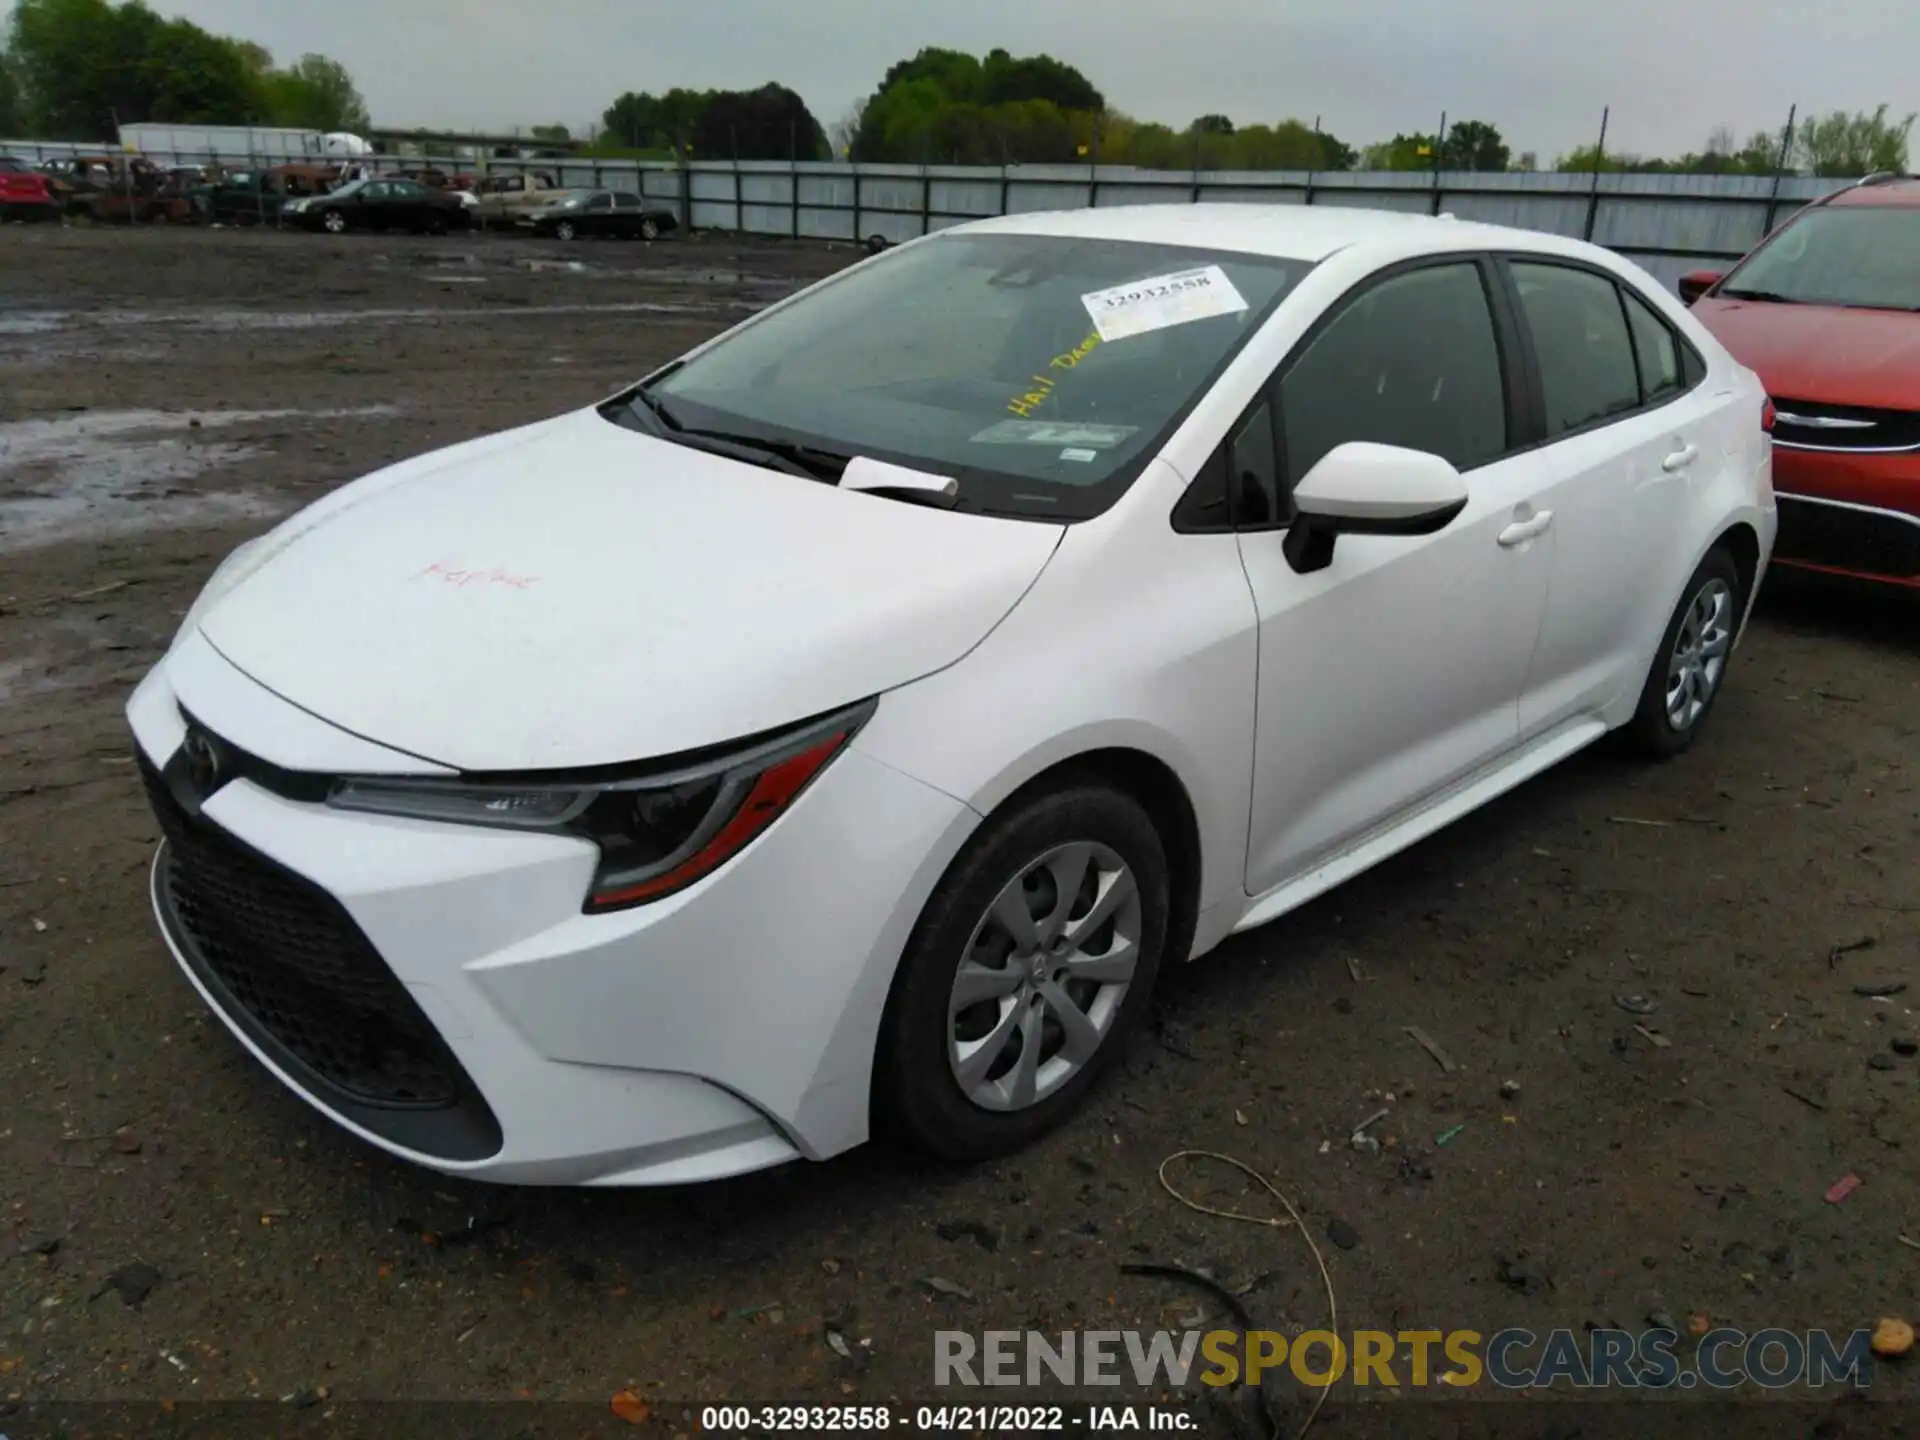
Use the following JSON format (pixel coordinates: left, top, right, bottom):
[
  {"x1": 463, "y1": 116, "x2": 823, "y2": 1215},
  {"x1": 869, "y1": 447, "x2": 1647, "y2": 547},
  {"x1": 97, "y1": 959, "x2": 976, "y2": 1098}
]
[
  {"x1": 1679, "y1": 174, "x2": 1919, "y2": 590},
  {"x1": 0, "y1": 156, "x2": 61, "y2": 222}
]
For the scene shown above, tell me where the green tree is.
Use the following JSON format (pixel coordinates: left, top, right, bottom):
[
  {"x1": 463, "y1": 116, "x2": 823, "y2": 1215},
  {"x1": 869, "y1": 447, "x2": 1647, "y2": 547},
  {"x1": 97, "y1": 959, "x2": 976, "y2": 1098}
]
[
  {"x1": 260, "y1": 53, "x2": 370, "y2": 132},
  {"x1": 601, "y1": 87, "x2": 714, "y2": 152},
  {"x1": 1555, "y1": 144, "x2": 1630, "y2": 173},
  {"x1": 8, "y1": 0, "x2": 368, "y2": 138},
  {"x1": 599, "y1": 84, "x2": 823, "y2": 160},
  {"x1": 850, "y1": 47, "x2": 1103, "y2": 161},
  {"x1": 1795, "y1": 104, "x2": 1914, "y2": 177},
  {"x1": 695, "y1": 83, "x2": 826, "y2": 160},
  {"x1": 1440, "y1": 119, "x2": 1508, "y2": 171},
  {"x1": 529, "y1": 123, "x2": 570, "y2": 144},
  {"x1": 1191, "y1": 113, "x2": 1234, "y2": 135},
  {"x1": 1735, "y1": 127, "x2": 1789, "y2": 175},
  {"x1": 1363, "y1": 132, "x2": 1439, "y2": 170},
  {"x1": 0, "y1": 48, "x2": 22, "y2": 134}
]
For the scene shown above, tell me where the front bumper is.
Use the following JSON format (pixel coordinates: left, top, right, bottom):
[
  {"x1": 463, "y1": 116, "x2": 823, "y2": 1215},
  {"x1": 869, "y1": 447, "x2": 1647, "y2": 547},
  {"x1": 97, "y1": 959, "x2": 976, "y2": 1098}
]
[
  {"x1": 129, "y1": 632, "x2": 977, "y2": 1184},
  {"x1": 1772, "y1": 446, "x2": 1920, "y2": 589}
]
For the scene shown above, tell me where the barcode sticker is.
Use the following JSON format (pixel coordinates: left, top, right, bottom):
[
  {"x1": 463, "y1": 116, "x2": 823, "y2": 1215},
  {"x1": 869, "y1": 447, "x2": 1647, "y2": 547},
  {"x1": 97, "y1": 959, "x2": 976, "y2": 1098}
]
[{"x1": 1081, "y1": 265, "x2": 1249, "y2": 342}]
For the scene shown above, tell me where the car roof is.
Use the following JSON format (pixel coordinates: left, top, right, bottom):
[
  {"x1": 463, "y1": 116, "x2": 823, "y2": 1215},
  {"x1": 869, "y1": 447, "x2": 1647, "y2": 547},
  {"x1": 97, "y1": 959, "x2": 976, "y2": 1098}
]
[
  {"x1": 960, "y1": 201, "x2": 1583, "y2": 265},
  {"x1": 1823, "y1": 176, "x2": 1920, "y2": 208}
]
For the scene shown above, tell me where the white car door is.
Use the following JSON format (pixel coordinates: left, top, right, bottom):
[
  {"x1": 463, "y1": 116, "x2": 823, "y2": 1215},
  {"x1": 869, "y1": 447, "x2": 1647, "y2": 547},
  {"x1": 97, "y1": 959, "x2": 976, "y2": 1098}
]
[
  {"x1": 1501, "y1": 259, "x2": 1722, "y2": 736},
  {"x1": 1234, "y1": 258, "x2": 1556, "y2": 897}
]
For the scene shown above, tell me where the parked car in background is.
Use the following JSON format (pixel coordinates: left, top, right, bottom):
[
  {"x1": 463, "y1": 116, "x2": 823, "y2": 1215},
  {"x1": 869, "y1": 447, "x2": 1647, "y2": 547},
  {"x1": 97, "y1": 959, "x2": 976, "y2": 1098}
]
[
  {"x1": 130, "y1": 205, "x2": 1773, "y2": 1185},
  {"x1": 1679, "y1": 173, "x2": 1919, "y2": 590},
  {"x1": 528, "y1": 189, "x2": 678, "y2": 241},
  {"x1": 191, "y1": 164, "x2": 340, "y2": 226},
  {"x1": 0, "y1": 155, "x2": 62, "y2": 222},
  {"x1": 284, "y1": 177, "x2": 474, "y2": 235},
  {"x1": 470, "y1": 170, "x2": 570, "y2": 227}
]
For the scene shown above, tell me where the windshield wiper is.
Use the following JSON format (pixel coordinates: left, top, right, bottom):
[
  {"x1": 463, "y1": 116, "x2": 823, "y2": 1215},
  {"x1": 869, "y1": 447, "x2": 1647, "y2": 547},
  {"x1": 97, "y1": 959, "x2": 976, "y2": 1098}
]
[
  {"x1": 1718, "y1": 288, "x2": 1801, "y2": 304},
  {"x1": 678, "y1": 429, "x2": 850, "y2": 482},
  {"x1": 620, "y1": 387, "x2": 835, "y2": 481}
]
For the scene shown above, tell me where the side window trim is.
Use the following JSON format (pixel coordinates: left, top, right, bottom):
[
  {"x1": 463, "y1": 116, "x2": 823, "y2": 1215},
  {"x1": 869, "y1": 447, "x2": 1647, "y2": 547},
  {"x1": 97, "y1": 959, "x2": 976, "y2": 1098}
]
[
  {"x1": 1614, "y1": 280, "x2": 1652, "y2": 408},
  {"x1": 1491, "y1": 252, "x2": 1706, "y2": 457}
]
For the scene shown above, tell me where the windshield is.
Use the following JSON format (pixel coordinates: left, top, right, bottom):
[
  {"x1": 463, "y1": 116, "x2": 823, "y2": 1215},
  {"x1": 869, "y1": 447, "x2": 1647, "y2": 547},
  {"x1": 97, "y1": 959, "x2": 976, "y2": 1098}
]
[
  {"x1": 638, "y1": 231, "x2": 1306, "y2": 519},
  {"x1": 326, "y1": 178, "x2": 368, "y2": 201},
  {"x1": 1721, "y1": 206, "x2": 1920, "y2": 311}
]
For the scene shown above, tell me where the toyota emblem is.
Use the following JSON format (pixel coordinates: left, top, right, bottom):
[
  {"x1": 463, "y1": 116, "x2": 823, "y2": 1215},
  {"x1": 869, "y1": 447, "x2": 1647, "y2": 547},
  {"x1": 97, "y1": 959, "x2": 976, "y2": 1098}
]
[{"x1": 181, "y1": 728, "x2": 222, "y2": 795}]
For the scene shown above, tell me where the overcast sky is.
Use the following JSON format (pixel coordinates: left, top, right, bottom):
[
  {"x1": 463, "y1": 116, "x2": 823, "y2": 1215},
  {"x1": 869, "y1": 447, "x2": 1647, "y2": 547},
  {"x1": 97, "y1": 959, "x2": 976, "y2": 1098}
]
[{"x1": 156, "y1": 0, "x2": 1916, "y2": 161}]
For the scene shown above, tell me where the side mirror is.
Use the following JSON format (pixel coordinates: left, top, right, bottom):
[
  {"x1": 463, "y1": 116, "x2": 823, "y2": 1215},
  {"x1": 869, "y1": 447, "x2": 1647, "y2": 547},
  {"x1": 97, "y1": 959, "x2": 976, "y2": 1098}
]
[
  {"x1": 1677, "y1": 270, "x2": 1723, "y2": 305},
  {"x1": 1283, "y1": 442, "x2": 1469, "y2": 575}
]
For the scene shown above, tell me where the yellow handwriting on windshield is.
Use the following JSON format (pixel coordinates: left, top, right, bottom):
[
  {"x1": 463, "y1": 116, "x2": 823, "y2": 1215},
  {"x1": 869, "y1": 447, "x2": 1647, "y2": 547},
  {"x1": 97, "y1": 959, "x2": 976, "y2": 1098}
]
[{"x1": 1006, "y1": 330, "x2": 1102, "y2": 417}]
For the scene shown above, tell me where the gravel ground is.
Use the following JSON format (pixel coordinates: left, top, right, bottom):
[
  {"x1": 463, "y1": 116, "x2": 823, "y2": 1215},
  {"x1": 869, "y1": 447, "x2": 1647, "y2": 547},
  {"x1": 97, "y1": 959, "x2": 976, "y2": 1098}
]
[{"x1": 1, "y1": 223, "x2": 1916, "y2": 1439}]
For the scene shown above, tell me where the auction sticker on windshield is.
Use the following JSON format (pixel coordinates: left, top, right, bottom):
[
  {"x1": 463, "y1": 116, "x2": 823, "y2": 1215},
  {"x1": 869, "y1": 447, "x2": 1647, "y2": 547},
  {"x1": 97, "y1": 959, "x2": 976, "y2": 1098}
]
[
  {"x1": 1081, "y1": 266, "x2": 1249, "y2": 342},
  {"x1": 970, "y1": 420, "x2": 1137, "y2": 448}
]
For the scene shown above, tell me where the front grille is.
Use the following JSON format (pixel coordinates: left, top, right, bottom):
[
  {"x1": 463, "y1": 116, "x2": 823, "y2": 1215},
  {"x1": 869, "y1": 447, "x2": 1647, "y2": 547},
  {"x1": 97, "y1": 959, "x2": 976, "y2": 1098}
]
[
  {"x1": 139, "y1": 749, "x2": 502, "y2": 1159},
  {"x1": 1770, "y1": 397, "x2": 1920, "y2": 452},
  {"x1": 1774, "y1": 495, "x2": 1920, "y2": 580}
]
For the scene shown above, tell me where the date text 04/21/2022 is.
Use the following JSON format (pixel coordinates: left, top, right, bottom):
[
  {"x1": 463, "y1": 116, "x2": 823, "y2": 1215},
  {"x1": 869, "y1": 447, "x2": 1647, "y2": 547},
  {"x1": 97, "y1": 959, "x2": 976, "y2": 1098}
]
[{"x1": 698, "y1": 1403, "x2": 1193, "y2": 1431}]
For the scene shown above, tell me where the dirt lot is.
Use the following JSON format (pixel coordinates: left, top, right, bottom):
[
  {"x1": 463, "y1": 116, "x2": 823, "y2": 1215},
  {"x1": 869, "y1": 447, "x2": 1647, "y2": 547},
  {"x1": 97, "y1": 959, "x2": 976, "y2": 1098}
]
[{"x1": 1, "y1": 224, "x2": 1917, "y2": 1438}]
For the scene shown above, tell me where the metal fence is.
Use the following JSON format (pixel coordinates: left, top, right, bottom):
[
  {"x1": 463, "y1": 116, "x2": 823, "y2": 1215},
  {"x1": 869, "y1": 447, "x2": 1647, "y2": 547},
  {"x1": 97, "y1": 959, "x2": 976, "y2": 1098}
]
[{"x1": 2, "y1": 136, "x2": 1857, "y2": 288}]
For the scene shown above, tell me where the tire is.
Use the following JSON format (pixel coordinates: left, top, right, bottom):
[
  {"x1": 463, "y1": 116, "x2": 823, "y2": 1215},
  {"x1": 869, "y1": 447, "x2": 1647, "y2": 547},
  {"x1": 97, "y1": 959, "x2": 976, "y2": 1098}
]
[
  {"x1": 866, "y1": 233, "x2": 890, "y2": 254},
  {"x1": 555, "y1": 220, "x2": 576, "y2": 241},
  {"x1": 639, "y1": 216, "x2": 660, "y2": 240},
  {"x1": 874, "y1": 781, "x2": 1170, "y2": 1162},
  {"x1": 321, "y1": 209, "x2": 347, "y2": 235},
  {"x1": 1624, "y1": 546, "x2": 1744, "y2": 759}
]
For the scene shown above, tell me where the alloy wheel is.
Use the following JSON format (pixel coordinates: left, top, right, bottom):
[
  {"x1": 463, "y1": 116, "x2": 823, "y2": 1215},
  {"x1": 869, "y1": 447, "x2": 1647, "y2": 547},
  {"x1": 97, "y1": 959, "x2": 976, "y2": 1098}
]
[
  {"x1": 1664, "y1": 577, "x2": 1733, "y2": 731},
  {"x1": 946, "y1": 841, "x2": 1142, "y2": 1112}
]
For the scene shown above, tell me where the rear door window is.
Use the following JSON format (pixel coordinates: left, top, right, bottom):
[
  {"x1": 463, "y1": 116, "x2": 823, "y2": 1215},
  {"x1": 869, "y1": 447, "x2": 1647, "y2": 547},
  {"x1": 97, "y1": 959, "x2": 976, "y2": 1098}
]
[
  {"x1": 1511, "y1": 262, "x2": 1643, "y2": 434},
  {"x1": 1621, "y1": 289, "x2": 1682, "y2": 403}
]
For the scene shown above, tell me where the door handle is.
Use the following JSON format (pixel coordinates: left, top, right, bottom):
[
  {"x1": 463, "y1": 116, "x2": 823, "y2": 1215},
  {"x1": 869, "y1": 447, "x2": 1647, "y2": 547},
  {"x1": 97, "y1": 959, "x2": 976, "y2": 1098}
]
[
  {"x1": 1497, "y1": 511, "x2": 1553, "y2": 547},
  {"x1": 1661, "y1": 444, "x2": 1699, "y2": 472}
]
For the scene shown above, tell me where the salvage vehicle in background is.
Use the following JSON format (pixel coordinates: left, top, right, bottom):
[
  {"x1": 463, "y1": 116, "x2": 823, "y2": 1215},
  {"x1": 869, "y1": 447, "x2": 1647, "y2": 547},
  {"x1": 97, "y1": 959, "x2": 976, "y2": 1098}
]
[
  {"x1": 190, "y1": 164, "x2": 341, "y2": 226},
  {"x1": 528, "y1": 189, "x2": 678, "y2": 241},
  {"x1": 1679, "y1": 172, "x2": 1919, "y2": 590},
  {"x1": 57, "y1": 155, "x2": 190, "y2": 223},
  {"x1": 469, "y1": 170, "x2": 570, "y2": 227},
  {"x1": 0, "y1": 156, "x2": 62, "y2": 222},
  {"x1": 284, "y1": 176, "x2": 475, "y2": 234},
  {"x1": 130, "y1": 205, "x2": 1773, "y2": 1186}
]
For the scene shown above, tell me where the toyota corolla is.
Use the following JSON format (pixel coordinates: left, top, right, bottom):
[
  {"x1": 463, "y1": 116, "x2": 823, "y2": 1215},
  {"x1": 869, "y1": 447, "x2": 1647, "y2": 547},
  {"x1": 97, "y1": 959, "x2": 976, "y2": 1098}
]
[{"x1": 129, "y1": 204, "x2": 1776, "y2": 1186}]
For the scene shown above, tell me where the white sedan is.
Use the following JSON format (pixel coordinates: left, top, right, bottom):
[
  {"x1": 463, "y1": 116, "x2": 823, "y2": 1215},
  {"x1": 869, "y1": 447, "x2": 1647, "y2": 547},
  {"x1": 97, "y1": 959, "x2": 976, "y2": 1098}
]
[{"x1": 128, "y1": 204, "x2": 1775, "y2": 1185}]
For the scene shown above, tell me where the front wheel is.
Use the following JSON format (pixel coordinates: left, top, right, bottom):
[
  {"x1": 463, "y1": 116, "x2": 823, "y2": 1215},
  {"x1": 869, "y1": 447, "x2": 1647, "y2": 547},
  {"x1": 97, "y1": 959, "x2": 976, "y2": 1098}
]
[
  {"x1": 321, "y1": 209, "x2": 347, "y2": 235},
  {"x1": 554, "y1": 219, "x2": 576, "y2": 241},
  {"x1": 638, "y1": 216, "x2": 661, "y2": 240},
  {"x1": 1624, "y1": 546, "x2": 1743, "y2": 759},
  {"x1": 874, "y1": 782, "x2": 1169, "y2": 1161}
]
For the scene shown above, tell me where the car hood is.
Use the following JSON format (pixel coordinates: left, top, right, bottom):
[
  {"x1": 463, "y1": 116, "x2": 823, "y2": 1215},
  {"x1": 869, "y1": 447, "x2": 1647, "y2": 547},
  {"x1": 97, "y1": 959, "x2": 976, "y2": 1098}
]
[
  {"x1": 195, "y1": 408, "x2": 1063, "y2": 772},
  {"x1": 1691, "y1": 297, "x2": 1920, "y2": 410}
]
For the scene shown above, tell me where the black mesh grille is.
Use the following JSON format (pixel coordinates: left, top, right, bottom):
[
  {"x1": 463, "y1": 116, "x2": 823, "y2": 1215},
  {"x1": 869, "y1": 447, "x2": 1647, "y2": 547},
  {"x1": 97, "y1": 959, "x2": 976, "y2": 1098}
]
[
  {"x1": 1774, "y1": 496, "x2": 1920, "y2": 580},
  {"x1": 140, "y1": 754, "x2": 464, "y2": 1109}
]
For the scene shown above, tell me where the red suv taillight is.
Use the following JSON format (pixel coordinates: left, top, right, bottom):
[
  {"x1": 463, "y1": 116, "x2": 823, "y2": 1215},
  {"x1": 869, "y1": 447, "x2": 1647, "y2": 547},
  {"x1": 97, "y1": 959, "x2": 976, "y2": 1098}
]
[{"x1": 1761, "y1": 397, "x2": 1776, "y2": 433}]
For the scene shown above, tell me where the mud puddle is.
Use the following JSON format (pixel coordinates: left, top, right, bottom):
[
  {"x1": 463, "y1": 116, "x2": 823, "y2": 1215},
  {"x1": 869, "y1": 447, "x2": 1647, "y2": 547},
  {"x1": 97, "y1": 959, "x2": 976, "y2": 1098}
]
[{"x1": 0, "y1": 405, "x2": 400, "y2": 553}]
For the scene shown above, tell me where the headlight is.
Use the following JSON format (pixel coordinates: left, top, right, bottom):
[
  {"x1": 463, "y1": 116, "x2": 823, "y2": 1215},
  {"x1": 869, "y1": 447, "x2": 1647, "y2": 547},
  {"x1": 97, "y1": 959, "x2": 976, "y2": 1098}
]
[
  {"x1": 325, "y1": 699, "x2": 874, "y2": 912},
  {"x1": 172, "y1": 536, "x2": 270, "y2": 650}
]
